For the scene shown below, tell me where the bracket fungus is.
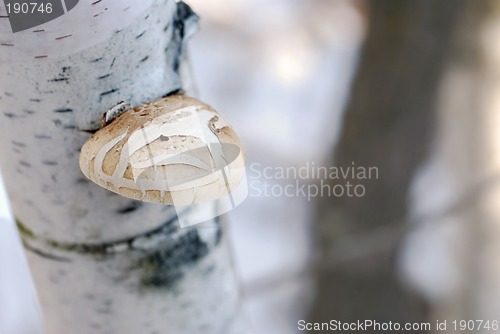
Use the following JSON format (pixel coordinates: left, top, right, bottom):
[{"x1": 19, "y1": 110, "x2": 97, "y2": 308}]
[{"x1": 79, "y1": 95, "x2": 246, "y2": 206}]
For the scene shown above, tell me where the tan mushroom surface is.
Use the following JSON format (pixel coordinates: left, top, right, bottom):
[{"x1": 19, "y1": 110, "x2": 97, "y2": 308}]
[{"x1": 79, "y1": 95, "x2": 245, "y2": 205}]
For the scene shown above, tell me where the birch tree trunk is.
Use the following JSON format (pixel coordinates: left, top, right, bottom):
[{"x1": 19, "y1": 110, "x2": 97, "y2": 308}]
[{"x1": 0, "y1": 1, "x2": 246, "y2": 333}]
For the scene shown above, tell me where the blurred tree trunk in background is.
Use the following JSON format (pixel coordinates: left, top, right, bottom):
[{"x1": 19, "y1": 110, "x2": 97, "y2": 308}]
[
  {"x1": 404, "y1": 0, "x2": 500, "y2": 329},
  {"x1": 310, "y1": 0, "x2": 467, "y2": 327}
]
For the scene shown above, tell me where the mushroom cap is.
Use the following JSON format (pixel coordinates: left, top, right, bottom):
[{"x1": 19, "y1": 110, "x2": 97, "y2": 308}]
[{"x1": 79, "y1": 95, "x2": 246, "y2": 205}]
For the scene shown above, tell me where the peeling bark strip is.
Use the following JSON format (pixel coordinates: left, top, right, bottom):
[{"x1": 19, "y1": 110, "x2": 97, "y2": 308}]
[{"x1": 0, "y1": 1, "x2": 247, "y2": 333}]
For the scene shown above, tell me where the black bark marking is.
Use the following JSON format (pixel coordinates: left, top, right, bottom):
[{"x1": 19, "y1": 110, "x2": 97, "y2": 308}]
[
  {"x1": 171, "y1": 1, "x2": 198, "y2": 72},
  {"x1": 136, "y1": 31, "x2": 146, "y2": 39},
  {"x1": 49, "y1": 77, "x2": 69, "y2": 83},
  {"x1": 172, "y1": 53, "x2": 180, "y2": 72},
  {"x1": 11, "y1": 140, "x2": 26, "y2": 147},
  {"x1": 214, "y1": 222, "x2": 223, "y2": 246},
  {"x1": 4, "y1": 112, "x2": 16, "y2": 118},
  {"x1": 1, "y1": 43, "x2": 13, "y2": 47},
  {"x1": 100, "y1": 88, "x2": 119, "y2": 97},
  {"x1": 79, "y1": 128, "x2": 98, "y2": 134},
  {"x1": 139, "y1": 56, "x2": 149, "y2": 63},
  {"x1": 49, "y1": 67, "x2": 71, "y2": 84},
  {"x1": 162, "y1": 88, "x2": 183, "y2": 98},
  {"x1": 145, "y1": 14, "x2": 149, "y2": 20},
  {"x1": 91, "y1": 0, "x2": 102, "y2": 5},
  {"x1": 33, "y1": 29, "x2": 44, "y2": 33},
  {"x1": 23, "y1": 109, "x2": 35, "y2": 114},
  {"x1": 91, "y1": 57, "x2": 103, "y2": 63},
  {"x1": 29, "y1": 98, "x2": 41, "y2": 102},
  {"x1": 64, "y1": 125, "x2": 77, "y2": 130},
  {"x1": 34, "y1": 55, "x2": 48, "y2": 59},
  {"x1": 138, "y1": 229, "x2": 210, "y2": 289},
  {"x1": 55, "y1": 34, "x2": 73, "y2": 40},
  {"x1": 54, "y1": 108, "x2": 73, "y2": 113},
  {"x1": 163, "y1": 23, "x2": 170, "y2": 32},
  {"x1": 93, "y1": 8, "x2": 108, "y2": 17},
  {"x1": 109, "y1": 57, "x2": 116, "y2": 68},
  {"x1": 35, "y1": 134, "x2": 51, "y2": 139},
  {"x1": 43, "y1": 161, "x2": 58, "y2": 166},
  {"x1": 117, "y1": 201, "x2": 143, "y2": 214},
  {"x1": 98, "y1": 73, "x2": 111, "y2": 80},
  {"x1": 175, "y1": 2, "x2": 198, "y2": 40},
  {"x1": 19, "y1": 160, "x2": 31, "y2": 168}
]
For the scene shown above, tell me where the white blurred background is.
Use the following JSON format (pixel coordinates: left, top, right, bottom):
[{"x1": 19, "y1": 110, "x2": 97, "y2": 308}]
[
  {"x1": 0, "y1": 172, "x2": 44, "y2": 334},
  {"x1": 187, "y1": 1, "x2": 363, "y2": 333}
]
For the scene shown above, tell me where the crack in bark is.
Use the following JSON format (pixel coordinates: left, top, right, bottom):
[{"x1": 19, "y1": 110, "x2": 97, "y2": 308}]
[
  {"x1": 16, "y1": 212, "x2": 182, "y2": 255},
  {"x1": 23, "y1": 241, "x2": 72, "y2": 263}
]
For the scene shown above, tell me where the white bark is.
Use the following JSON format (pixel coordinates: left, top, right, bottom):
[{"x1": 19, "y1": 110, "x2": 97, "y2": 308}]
[{"x1": 0, "y1": 1, "x2": 246, "y2": 333}]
